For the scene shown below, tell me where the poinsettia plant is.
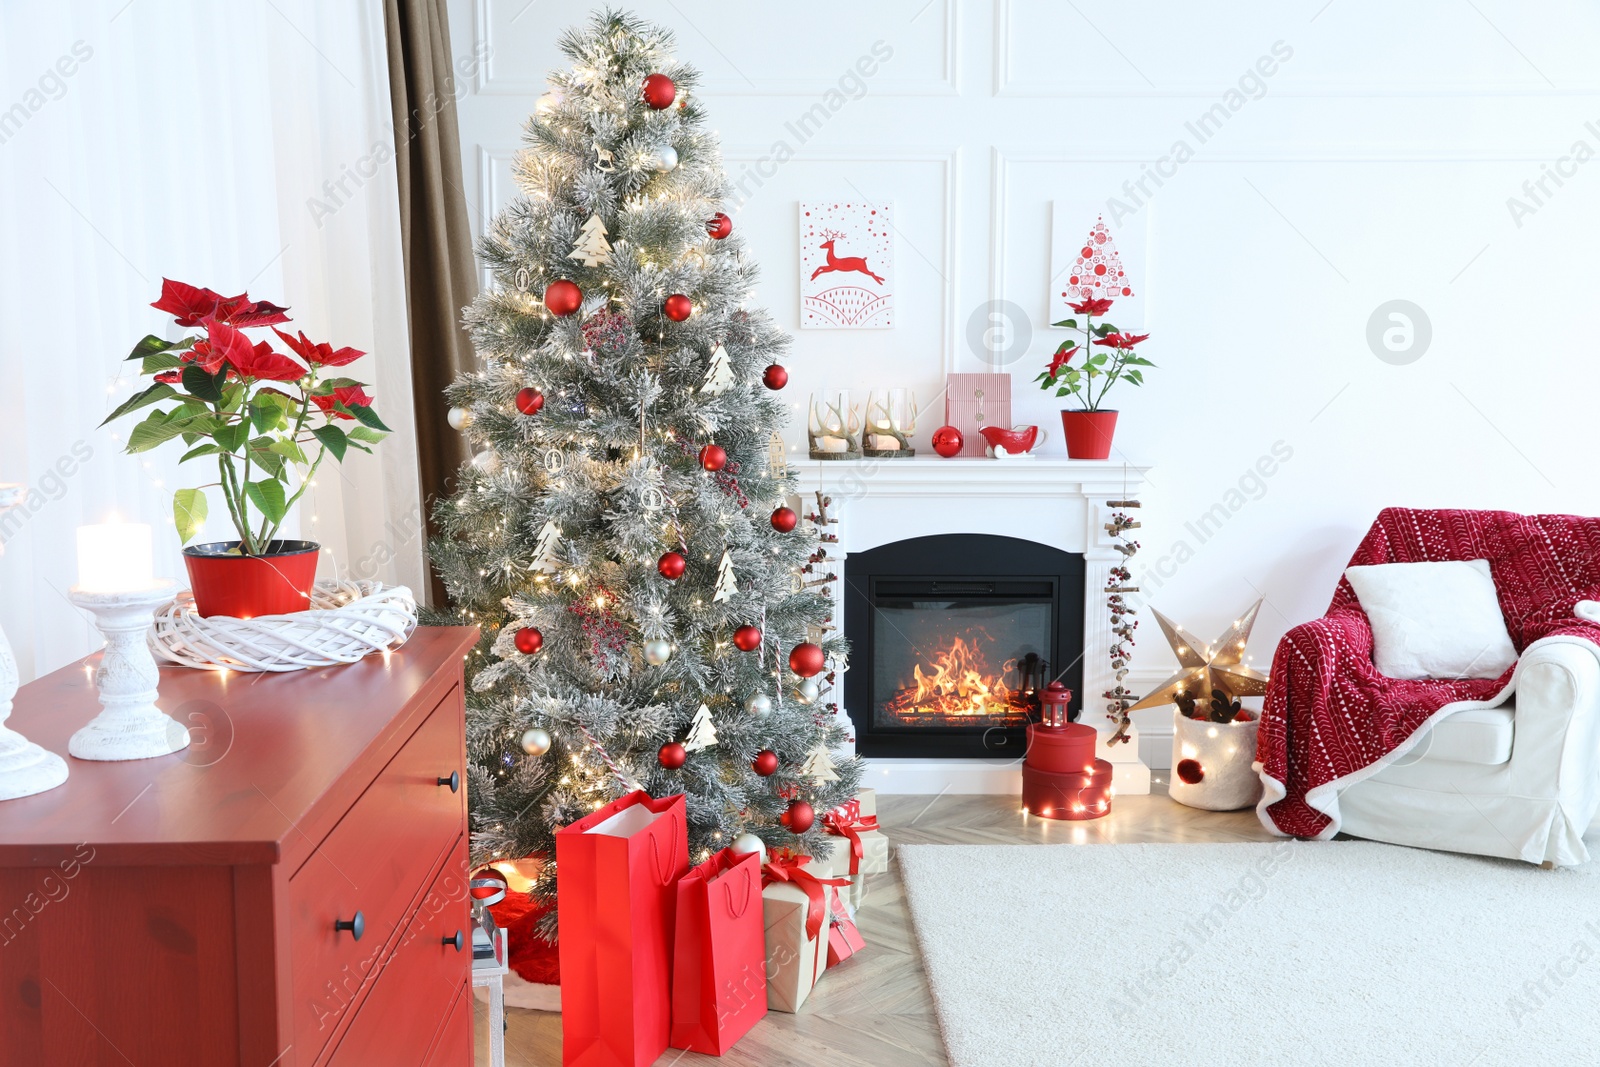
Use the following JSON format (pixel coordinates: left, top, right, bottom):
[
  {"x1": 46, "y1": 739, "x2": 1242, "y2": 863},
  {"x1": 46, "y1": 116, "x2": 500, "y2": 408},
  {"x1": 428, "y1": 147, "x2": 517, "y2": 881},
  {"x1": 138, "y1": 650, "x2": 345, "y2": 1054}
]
[
  {"x1": 1036, "y1": 296, "x2": 1155, "y2": 412},
  {"x1": 102, "y1": 279, "x2": 389, "y2": 555}
]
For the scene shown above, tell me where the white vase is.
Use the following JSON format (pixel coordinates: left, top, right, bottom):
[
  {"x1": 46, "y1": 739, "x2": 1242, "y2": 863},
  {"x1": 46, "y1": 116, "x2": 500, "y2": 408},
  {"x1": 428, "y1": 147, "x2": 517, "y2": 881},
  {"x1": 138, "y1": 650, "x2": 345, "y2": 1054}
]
[{"x1": 1169, "y1": 710, "x2": 1263, "y2": 811}]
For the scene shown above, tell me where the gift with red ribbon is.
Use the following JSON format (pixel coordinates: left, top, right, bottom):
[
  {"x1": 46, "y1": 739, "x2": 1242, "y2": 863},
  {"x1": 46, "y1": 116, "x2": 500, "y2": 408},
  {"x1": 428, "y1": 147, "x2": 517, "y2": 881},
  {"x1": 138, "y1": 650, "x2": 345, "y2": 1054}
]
[
  {"x1": 669, "y1": 848, "x2": 766, "y2": 1055},
  {"x1": 760, "y1": 853, "x2": 849, "y2": 1013},
  {"x1": 825, "y1": 885, "x2": 866, "y2": 967},
  {"x1": 556, "y1": 791, "x2": 689, "y2": 1067}
]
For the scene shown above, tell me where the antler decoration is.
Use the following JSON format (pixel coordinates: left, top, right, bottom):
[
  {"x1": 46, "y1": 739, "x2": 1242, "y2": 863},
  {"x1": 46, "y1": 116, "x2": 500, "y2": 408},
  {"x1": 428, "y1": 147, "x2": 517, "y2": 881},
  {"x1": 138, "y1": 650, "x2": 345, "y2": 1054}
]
[
  {"x1": 807, "y1": 394, "x2": 860, "y2": 460},
  {"x1": 863, "y1": 391, "x2": 917, "y2": 455}
]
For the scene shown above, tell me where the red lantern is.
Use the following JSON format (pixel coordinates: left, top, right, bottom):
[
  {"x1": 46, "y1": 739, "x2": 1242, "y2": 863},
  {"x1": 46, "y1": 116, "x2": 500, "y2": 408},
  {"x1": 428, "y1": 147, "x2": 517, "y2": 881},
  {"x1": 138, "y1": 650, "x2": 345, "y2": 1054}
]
[
  {"x1": 770, "y1": 506, "x2": 798, "y2": 533},
  {"x1": 515, "y1": 387, "x2": 544, "y2": 415},
  {"x1": 514, "y1": 627, "x2": 543, "y2": 655},
  {"x1": 706, "y1": 212, "x2": 733, "y2": 240},
  {"x1": 781, "y1": 799, "x2": 815, "y2": 834},
  {"x1": 733, "y1": 624, "x2": 762, "y2": 652},
  {"x1": 659, "y1": 741, "x2": 687, "y2": 770},
  {"x1": 699, "y1": 444, "x2": 727, "y2": 471},
  {"x1": 752, "y1": 750, "x2": 779, "y2": 776},
  {"x1": 641, "y1": 73, "x2": 676, "y2": 110},
  {"x1": 663, "y1": 294, "x2": 693, "y2": 322},
  {"x1": 543, "y1": 280, "x2": 582, "y2": 317},
  {"x1": 657, "y1": 551, "x2": 686, "y2": 580},
  {"x1": 1039, "y1": 681, "x2": 1074, "y2": 728},
  {"x1": 761, "y1": 364, "x2": 788, "y2": 390},
  {"x1": 932, "y1": 425, "x2": 964, "y2": 458},
  {"x1": 788, "y1": 642, "x2": 824, "y2": 678}
]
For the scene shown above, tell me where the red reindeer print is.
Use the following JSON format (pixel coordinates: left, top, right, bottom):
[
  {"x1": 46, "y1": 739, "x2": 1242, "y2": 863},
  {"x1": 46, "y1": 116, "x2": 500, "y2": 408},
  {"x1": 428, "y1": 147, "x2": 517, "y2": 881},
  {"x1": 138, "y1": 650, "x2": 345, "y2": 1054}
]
[{"x1": 810, "y1": 230, "x2": 885, "y2": 285}]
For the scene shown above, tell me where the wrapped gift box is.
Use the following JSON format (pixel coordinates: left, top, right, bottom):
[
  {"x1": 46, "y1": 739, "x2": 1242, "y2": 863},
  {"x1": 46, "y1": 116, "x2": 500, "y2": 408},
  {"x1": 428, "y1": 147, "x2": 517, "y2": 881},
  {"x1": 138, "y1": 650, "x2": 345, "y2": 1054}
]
[
  {"x1": 762, "y1": 856, "x2": 844, "y2": 1013},
  {"x1": 824, "y1": 886, "x2": 865, "y2": 968}
]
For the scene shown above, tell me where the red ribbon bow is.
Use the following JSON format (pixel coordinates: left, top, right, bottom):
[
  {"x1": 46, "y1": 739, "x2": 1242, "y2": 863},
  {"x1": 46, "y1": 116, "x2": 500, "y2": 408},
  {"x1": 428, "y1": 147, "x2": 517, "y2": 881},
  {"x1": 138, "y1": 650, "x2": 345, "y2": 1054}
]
[
  {"x1": 763, "y1": 854, "x2": 850, "y2": 941},
  {"x1": 822, "y1": 810, "x2": 879, "y2": 875}
]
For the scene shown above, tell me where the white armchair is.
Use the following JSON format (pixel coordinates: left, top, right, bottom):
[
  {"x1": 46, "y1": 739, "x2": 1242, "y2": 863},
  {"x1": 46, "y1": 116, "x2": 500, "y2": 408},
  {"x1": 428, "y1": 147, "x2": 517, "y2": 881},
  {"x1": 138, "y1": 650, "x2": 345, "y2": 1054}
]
[{"x1": 1338, "y1": 639, "x2": 1600, "y2": 867}]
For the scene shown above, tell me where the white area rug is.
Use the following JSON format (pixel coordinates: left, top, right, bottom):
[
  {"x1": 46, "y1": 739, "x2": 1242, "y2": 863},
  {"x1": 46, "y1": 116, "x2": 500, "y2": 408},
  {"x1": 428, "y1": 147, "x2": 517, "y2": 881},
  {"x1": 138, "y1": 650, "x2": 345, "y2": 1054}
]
[{"x1": 899, "y1": 840, "x2": 1600, "y2": 1067}]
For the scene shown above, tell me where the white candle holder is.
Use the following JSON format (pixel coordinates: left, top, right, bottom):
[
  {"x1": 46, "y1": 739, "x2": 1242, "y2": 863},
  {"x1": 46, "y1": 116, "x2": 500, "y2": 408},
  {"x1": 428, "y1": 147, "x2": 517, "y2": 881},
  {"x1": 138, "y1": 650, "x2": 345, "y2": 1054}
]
[
  {"x1": 68, "y1": 582, "x2": 190, "y2": 761},
  {"x1": 0, "y1": 485, "x2": 69, "y2": 799}
]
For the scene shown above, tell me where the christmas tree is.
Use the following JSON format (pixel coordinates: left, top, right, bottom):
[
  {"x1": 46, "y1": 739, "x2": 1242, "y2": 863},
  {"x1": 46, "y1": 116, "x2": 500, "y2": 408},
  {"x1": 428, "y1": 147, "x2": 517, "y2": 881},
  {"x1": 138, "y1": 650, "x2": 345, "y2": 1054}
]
[{"x1": 429, "y1": 9, "x2": 858, "y2": 930}]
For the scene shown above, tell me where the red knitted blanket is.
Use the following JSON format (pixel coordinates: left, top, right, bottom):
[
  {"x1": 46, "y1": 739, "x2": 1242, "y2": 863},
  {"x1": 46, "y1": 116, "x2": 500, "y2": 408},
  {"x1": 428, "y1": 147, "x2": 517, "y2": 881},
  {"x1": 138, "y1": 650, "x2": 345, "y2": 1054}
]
[{"x1": 1257, "y1": 508, "x2": 1600, "y2": 838}]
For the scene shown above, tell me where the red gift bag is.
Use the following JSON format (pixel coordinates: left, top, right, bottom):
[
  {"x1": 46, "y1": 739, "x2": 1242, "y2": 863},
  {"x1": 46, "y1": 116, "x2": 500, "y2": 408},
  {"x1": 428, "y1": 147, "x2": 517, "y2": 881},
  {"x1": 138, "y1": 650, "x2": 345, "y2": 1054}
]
[
  {"x1": 556, "y1": 791, "x2": 689, "y2": 1067},
  {"x1": 669, "y1": 849, "x2": 767, "y2": 1055}
]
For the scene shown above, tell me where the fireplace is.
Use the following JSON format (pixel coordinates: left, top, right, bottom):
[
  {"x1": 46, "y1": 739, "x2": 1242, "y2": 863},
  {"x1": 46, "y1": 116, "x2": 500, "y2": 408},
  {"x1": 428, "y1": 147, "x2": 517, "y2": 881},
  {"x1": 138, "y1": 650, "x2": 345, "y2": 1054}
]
[{"x1": 843, "y1": 534, "x2": 1085, "y2": 759}]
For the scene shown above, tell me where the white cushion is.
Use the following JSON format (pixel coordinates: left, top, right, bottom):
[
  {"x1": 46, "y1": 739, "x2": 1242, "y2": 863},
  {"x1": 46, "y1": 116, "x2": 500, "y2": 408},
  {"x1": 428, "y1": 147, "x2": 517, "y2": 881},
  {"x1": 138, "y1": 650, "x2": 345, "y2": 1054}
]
[
  {"x1": 1344, "y1": 559, "x2": 1517, "y2": 680},
  {"x1": 1421, "y1": 705, "x2": 1516, "y2": 765}
]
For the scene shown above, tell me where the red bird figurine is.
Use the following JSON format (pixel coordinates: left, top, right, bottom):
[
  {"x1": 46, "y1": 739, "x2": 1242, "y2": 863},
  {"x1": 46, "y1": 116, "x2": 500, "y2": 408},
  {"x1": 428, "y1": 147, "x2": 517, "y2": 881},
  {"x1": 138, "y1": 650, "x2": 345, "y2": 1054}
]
[{"x1": 978, "y1": 424, "x2": 1041, "y2": 457}]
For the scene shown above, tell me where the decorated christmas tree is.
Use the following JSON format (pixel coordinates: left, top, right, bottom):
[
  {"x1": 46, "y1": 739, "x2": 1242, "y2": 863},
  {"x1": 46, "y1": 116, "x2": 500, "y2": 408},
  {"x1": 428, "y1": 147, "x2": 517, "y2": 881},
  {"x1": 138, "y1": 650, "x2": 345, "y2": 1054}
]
[{"x1": 429, "y1": 9, "x2": 858, "y2": 929}]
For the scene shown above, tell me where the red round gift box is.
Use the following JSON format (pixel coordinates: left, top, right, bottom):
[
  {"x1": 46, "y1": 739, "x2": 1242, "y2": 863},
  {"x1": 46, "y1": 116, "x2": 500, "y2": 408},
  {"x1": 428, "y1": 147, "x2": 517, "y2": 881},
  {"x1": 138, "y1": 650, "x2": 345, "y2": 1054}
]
[{"x1": 1023, "y1": 723, "x2": 1112, "y2": 820}]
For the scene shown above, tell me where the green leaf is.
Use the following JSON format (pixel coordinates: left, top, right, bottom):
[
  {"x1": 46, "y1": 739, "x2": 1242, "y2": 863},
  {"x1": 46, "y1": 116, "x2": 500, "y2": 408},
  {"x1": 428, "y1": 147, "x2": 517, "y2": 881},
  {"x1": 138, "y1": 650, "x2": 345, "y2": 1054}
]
[
  {"x1": 1094, "y1": 323, "x2": 1117, "y2": 337},
  {"x1": 101, "y1": 383, "x2": 177, "y2": 427},
  {"x1": 212, "y1": 421, "x2": 250, "y2": 454},
  {"x1": 1050, "y1": 318, "x2": 1078, "y2": 329},
  {"x1": 347, "y1": 404, "x2": 391, "y2": 433},
  {"x1": 140, "y1": 352, "x2": 184, "y2": 375},
  {"x1": 249, "y1": 395, "x2": 290, "y2": 434},
  {"x1": 172, "y1": 488, "x2": 208, "y2": 545},
  {"x1": 269, "y1": 438, "x2": 310, "y2": 466},
  {"x1": 125, "y1": 335, "x2": 193, "y2": 362},
  {"x1": 249, "y1": 442, "x2": 285, "y2": 480},
  {"x1": 125, "y1": 410, "x2": 184, "y2": 453},
  {"x1": 182, "y1": 364, "x2": 225, "y2": 405},
  {"x1": 1125, "y1": 370, "x2": 1144, "y2": 385},
  {"x1": 346, "y1": 426, "x2": 388, "y2": 444},
  {"x1": 311, "y1": 424, "x2": 348, "y2": 462},
  {"x1": 245, "y1": 479, "x2": 287, "y2": 525},
  {"x1": 178, "y1": 443, "x2": 223, "y2": 463}
]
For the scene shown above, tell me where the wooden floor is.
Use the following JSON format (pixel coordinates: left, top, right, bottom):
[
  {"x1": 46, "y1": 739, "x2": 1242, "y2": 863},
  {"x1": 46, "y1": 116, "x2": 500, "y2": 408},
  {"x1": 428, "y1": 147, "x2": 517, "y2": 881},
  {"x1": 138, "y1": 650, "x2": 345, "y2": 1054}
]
[{"x1": 475, "y1": 783, "x2": 1277, "y2": 1066}]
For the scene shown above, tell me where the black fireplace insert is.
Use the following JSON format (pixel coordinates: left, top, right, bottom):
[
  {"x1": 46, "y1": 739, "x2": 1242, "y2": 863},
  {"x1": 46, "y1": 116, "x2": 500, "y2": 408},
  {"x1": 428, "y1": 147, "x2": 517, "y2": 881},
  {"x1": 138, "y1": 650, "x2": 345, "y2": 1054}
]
[{"x1": 843, "y1": 533, "x2": 1085, "y2": 759}]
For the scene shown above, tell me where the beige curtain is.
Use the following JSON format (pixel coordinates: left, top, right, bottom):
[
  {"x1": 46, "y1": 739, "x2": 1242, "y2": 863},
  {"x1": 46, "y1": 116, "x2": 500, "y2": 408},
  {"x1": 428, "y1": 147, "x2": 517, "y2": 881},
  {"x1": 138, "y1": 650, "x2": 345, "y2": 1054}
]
[{"x1": 384, "y1": 0, "x2": 478, "y2": 607}]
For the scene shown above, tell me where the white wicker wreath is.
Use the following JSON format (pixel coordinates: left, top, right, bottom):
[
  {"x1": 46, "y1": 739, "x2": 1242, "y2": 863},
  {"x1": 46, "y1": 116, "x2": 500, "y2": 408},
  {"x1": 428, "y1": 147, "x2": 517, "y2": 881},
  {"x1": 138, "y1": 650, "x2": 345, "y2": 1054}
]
[{"x1": 149, "y1": 581, "x2": 418, "y2": 672}]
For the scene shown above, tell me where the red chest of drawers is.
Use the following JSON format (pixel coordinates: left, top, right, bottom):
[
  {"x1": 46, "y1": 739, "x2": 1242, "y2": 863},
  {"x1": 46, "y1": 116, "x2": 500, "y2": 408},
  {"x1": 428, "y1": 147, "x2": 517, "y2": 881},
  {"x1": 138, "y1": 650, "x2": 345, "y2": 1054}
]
[{"x1": 0, "y1": 626, "x2": 480, "y2": 1067}]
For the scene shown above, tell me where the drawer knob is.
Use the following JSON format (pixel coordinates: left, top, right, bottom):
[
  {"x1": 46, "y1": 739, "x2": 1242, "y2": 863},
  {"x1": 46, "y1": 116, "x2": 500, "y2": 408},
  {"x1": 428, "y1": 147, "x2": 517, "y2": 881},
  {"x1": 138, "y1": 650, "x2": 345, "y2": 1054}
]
[
  {"x1": 335, "y1": 911, "x2": 365, "y2": 942},
  {"x1": 444, "y1": 929, "x2": 465, "y2": 952},
  {"x1": 437, "y1": 771, "x2": 460, "y2": 793}
]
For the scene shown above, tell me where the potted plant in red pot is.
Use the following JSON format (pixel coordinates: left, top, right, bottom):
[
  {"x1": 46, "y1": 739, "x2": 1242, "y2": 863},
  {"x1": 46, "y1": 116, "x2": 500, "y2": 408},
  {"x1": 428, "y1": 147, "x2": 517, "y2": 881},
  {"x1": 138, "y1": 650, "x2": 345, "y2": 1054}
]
[
  {"x1": 103, "y1": 279, "x2": 389, "y2": 618},
  {"x1": 1037, "y1": 297, "x2": 1153, "y2": 460}
]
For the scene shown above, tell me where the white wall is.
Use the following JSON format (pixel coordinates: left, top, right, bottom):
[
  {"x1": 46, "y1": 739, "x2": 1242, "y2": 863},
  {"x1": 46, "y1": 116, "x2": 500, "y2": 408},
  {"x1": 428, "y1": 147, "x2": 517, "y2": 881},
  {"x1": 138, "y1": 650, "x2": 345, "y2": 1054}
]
[{"x1": 447, "y1": 0, "x2": 1600, "y2": 685}]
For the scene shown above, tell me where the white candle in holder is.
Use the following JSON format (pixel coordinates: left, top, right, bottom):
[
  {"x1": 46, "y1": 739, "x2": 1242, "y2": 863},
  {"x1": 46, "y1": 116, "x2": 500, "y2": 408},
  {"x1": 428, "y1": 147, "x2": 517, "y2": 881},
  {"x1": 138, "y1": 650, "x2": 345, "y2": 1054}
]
[{"x1": 75, "y1": 522, "x2": 155, "y2": 593}]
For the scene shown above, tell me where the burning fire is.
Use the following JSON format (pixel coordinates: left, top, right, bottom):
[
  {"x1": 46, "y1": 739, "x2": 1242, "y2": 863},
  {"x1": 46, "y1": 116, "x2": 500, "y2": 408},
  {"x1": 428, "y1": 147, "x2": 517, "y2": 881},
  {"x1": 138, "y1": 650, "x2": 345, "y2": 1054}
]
[{"x1": 882, "y1": 634, "x2": 1027, "y2": 722}]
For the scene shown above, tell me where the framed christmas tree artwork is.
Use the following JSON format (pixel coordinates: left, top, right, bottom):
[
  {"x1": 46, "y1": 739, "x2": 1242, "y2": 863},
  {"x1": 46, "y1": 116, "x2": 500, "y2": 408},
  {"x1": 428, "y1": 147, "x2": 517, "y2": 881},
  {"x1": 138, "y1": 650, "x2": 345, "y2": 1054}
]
[{"x1": 1050, "y1": 205, "x2": 1147, "y2": 330}]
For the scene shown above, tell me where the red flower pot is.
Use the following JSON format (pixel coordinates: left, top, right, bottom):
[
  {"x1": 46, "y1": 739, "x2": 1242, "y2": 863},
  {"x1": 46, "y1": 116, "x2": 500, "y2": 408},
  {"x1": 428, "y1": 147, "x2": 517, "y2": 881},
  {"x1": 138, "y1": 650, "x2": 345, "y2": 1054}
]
[
  {"x1": 182, "y1": 540, "x2": 320, "y2": 618},
  {"x1": 1060, "y1": 410, "x2": 1119, "y2": 460}
]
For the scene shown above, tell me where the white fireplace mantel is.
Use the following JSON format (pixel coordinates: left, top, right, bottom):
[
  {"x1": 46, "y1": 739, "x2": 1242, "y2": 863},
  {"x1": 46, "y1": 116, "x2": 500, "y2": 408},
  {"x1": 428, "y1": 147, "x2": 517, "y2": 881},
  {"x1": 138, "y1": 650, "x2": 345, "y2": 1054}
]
[{"x1": 790, "y1": 456, "x2": 1154, "y2": 796}]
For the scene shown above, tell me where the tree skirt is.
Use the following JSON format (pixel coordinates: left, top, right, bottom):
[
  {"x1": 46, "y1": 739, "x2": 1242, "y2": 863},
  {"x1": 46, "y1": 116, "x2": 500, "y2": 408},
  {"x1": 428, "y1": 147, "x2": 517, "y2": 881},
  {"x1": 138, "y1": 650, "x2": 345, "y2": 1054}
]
[{"x1": 899, "y1": 840, "x2": 1600, "y2": 1066}]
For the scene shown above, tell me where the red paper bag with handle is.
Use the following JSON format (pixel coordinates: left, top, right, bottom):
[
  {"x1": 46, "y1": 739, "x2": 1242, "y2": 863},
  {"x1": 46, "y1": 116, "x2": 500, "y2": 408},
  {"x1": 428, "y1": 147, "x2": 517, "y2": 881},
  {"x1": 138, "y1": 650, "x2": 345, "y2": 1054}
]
[
  {"x1": 669, "y1": 849, "x2": 767, "y2": 1055},
  {"x1": 556, "y1": 791, "x2": 689, "y2": 1067}
]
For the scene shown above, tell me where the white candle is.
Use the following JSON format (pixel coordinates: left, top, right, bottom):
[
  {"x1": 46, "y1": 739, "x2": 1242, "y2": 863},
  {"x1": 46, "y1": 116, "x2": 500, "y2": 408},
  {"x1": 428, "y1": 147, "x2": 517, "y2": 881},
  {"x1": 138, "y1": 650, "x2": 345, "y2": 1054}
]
[
  {"x1": 75, "y1": 522, "x2": 155, "y2": 593},
  {"x1": 818, "y1": 436, "x2": 848, "y2": 453}
]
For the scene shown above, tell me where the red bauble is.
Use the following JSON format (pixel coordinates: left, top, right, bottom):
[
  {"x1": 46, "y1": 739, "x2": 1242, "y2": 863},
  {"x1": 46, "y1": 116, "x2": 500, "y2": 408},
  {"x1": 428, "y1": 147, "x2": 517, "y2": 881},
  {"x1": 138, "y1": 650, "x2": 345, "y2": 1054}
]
[
  {"x1": 781, "y1": 799, "x2": 815, "y2": 834},
  {"x1": 641, "y1": 73, "x2": 676, "y2": 110},
  {"x1": 788, "y1": 642, "x2": 825, "y2": 678},
  {"x1": 658, "y1": 741, "x2": 687, "y2": 770},
  {"x1": 770, "y1": 506, "x2": 798, "y2": 533},
  {"x1": 733, "y1": 624, "x2": 762, "y2": 652},
  {"x1": 513, "y1": 627, "x2": 543, "y2": 655},
  {"x1": 657, "y1": 551, "x2": 686, "y2": 580},
  {"x1": 515, "y1": 387, "x2": 545, "y2": 415},
  {"x1": 705, "y1": 212, "x2": 733, "y2": 240},
  {"x1": 752, "y1": 750, "x2": 779, "y2": 777},
  {"x1": 663, "y1": 294, "x2": 693, "y2": 322},
  {"x1": 761, "y1": 363, "x2": 788, "y2": 390},
  {"x1": 932, "y1": 425, "x2": 965, "y2": 458},
  {"x1": 543, "y1": 280, "x2": 582, "y2": 317},
  {"x1": 699, "y1": 444, "x2": 727, "y2": 472}
]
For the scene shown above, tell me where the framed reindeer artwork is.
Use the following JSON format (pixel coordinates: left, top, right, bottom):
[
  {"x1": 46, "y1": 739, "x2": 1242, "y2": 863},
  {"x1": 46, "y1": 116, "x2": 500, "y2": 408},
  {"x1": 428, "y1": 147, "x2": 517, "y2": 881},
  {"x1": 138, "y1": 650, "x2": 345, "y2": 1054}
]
[{"x1": 799, "y1": 201, "x2": 895, "y2": 329}]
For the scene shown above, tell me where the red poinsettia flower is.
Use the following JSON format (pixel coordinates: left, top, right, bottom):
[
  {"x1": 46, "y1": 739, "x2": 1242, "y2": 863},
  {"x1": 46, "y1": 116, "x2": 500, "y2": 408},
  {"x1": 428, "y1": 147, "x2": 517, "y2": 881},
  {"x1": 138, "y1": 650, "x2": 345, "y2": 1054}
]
[
  {"x1": 183, "y1": 338, "x2": 226, "y2": 374},
  {"x1": 153, "y1": 369, "x2": 182, "y2": 384},
  {"x1": 312, "y1": 385, "x2": 374, "y2": 419},
  {"x1": 1093, "y1": 332, "x2": 1150, "y2": 350},
  {"x1": 1047, "y1": 343, "x2": 1077, "y2": 377},
  {"x1": 272, "y1": 328, "x2": 365, "y2": 368},
  {"x1": 152, "y1": 278, "x2": 290, "y2": 329},
  {"x1": 196, "y1": 322, "x2": 306, "y2": 382},
  {"x1": 1067, "y1": 296, "x2": 1115, "y2": 317}
]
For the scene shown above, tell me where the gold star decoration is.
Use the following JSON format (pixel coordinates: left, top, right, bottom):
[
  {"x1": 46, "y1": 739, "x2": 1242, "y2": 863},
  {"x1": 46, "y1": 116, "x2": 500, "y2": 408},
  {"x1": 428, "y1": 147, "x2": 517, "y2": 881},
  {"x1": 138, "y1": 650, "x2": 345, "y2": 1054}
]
[{"x1": 1128, "y1": 599, "x2": 1269, "y2": 711}]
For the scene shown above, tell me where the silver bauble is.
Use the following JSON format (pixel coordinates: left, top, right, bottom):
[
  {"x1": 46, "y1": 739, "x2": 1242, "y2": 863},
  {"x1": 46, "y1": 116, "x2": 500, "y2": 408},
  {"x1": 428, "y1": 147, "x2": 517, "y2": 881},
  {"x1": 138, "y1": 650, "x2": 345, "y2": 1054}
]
[
  {"x1": 744, "y1": 693, "x2": 773, "y2": 716},
  {"x1": 651, "y1": 144, "x2": 679, "y2": 171},
  {"x1": 732, "y1": 832, "x2": 767, "y2": 861},
  {"x1": 471, "y1": 449, "x2": 501, "y2": 475},
  {"x1": 521, "y1": 727, "x2": 552, "y2": 756},
  {"x1": 447, "y1": 405, "x2": 473, "y2": 430},
  {"x1": 644, "y1": 639, "x2": 672, "y2": 666},
  {"x1": 796, "y1": 677, "x2": 821, "y2": 704}
]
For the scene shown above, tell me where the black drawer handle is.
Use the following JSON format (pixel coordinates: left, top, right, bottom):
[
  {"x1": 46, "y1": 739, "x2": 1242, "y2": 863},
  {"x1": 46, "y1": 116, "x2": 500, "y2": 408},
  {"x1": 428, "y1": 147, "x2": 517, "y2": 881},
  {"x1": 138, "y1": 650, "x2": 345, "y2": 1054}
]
[
  {"x1": 438, "y1": 771, "x2": 460, "y2": 793},
  {"x1": 335, "y1": 911, "x2": 365, "y2": 942},
  {"x1": 444, "y1": 929, "x2": 464, "y2": 952}
]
